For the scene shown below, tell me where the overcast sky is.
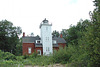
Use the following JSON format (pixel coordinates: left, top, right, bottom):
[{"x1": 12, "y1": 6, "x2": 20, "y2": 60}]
[{"x1": 0, "y1": 0, "x2": 95, "y2": 37}]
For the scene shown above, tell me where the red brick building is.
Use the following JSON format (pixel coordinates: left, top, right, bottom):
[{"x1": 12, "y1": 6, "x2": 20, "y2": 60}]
[
  {"x1": 22, "y1": 34, "x2": 66, "y2": 55},
  {"x1": 22, "y1": 19, "x2": 66, "y2": 55}
]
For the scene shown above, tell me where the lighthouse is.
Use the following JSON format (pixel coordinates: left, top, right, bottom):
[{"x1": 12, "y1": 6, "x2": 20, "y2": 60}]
[{"x1": 40, "y1": 18, "x2": 53, "y2": 55}]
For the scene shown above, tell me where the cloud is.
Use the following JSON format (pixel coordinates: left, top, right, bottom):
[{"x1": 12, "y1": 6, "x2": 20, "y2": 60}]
[
  {"x1": 0, "y1": 0, "x2": 94, "y2": 36},
  {"x1": 69, "y1": 0, "x2": 78, "y2": 4}
]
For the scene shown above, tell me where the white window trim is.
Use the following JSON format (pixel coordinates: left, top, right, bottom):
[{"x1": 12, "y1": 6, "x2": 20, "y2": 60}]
[
  {"x1": 53, "y1": 40, "x2": 57, "y2": 44},
  {"x1": 37, "y1": 50, "x2": 41, "y2": 55},
  {"x1": 28, "y1": 47, "x2": 32, "y2": 54},
  {"x1": 36, "y1": 40, "x2": 41, "y2": 43}
]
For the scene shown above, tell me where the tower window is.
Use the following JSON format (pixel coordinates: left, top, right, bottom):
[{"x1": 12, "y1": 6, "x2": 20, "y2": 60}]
[
  {"x1": 46, "y1": 37, "x2": 47, "y2": 40},
  {"x1": 46, "y1": 27, "x2": 48, "y2": 30},
  {"x1": 46, "y1": 47, "x2": 48, "y2": 51},
  {"x1": 46, "y1": 37, "x2": 49, "y2": 41},
  {"x1": 48, "y1": 37, "x2": 49, "y2": 40},
  {"x1": 48, "y1": 47, "x2": 50, "y2": 51},
  {"x1": 46, "y1": 47, "x2": 50, "y2": 51}
]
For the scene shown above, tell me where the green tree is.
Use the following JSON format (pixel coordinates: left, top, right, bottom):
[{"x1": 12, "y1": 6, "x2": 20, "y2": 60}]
[
  {"x1": 79, "y1": 0, "x2": 100, "y2": 66},
  {"x1": 52, "y1": 30, "x2": 59, "y2": 37},
  {"x1": 66, "y1": 25, "x2": 78, "y2": 45},
  {"x1": 15, "y1": 38, "x2": 22, "y2": 56},
  {"x1": 61, "y1": 29, "x2": 67, "y2": 38},
  {"x1": 64, "y1": 19, "x2": 91, "y2": 46},
  {"x1": 0, "y1": 20, "x2": 22, "y2": 54}
]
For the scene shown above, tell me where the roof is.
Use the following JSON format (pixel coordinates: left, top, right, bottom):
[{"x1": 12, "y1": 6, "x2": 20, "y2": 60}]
[
  {"x1": 22, "y1": 36, "x2": 66, "y2": 47},
  {"x1": 35, "y1": 44, "x2": 42, "y2": 47},
  {"x1": 52, "y1": 37, "x2": 66, "y2": 43},
  {"x1": 22, "y1": 36, "x2": 40, "y2": 43},
  {"x1": 53, "y1": 44, "x2": 59, "y2": 47}
]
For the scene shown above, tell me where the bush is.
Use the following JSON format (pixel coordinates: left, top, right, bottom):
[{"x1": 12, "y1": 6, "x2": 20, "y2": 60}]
[
  {"x1": 0, "y1": 50, "x2": 5, "y2": 59},
  {"x1": 16, "y1": 56, "x2": 24, "y2": 61},
  {"x1": 0, "y1": 50, "x2": 16, "y2": 60},
  {"x1": 52, "y1": 47, "x2": 71, "y2": 64},
  {"x1": 23, "y1": 54, "x2": 29, "y2": 59},
  {"x1": 23, "y1": 59, "x2": 32, "y2": 65},
  {"x1": 29, "y1": 52, "x2": 38, "y2": 58},
  {"x1": 4, "y1": 52, "x2": 16, "y2": 60}
]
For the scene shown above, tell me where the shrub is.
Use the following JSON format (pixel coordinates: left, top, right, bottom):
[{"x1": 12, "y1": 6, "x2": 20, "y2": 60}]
[
  {"x1": 0, "y1": 50, "x2": 5, "y2": 59},
  {"x1": 23, "y1": 59, "x2": 32, "y2": 65},
  {"x1": 52, "y1": 47, "x2": 71, "y2": 64},
  {"x1": 29, "y1": 52, "x2": 38, "y2": 58},
  {"x1": 4, "y1": 52, "x2": 16, "y2": 60},
  {"x1": 0, "y1": 50, "x2": 16, "y2": 60},
  {"x1": 23, "y1": 54, "x2": 29, "y2": 59},
  {"x1": 16, "y1": 56, "x2": 24, "y2": 61}
]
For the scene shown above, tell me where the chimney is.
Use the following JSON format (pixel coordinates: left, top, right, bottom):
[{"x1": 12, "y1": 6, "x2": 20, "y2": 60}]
[
  {"x1": 23, "y1": 32, "x2": 25, "y2": 37},
  {"x1": 60, "y1": 34, "x2": 63, "y2": 38}
]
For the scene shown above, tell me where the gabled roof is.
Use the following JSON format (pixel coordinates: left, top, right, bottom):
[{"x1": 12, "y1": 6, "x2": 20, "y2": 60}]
[
  {"x1": 22, "y1": 36, "x2": 40, "y2": 43},
  {"x1": 53, "y1": 37, "x2": 66, "y2": 43},
  {"x1": 22, "y1": 36, "x2": 66, "y2": 43}
]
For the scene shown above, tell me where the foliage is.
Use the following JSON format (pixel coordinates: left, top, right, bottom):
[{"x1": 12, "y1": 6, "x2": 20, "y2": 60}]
[
  {"x1": 0, "y1": 20, "x2": 22, "y2": 54},
  {"x1": 0, "y1": 0, "x2": 100, "y2": 67},
  {"x1": 52, "y1": 47, "x2": 71, "y2": 64},
  {"x1": 15, "y1": 38, "x2": 22, "y2": 56},
  {"x1": 61, "y1": 19, "x2": 91, "y2": 46},
  {"x1": 74, "y1": 0, "x2": 100, "y2": 67},
  {"x1": 64, "y1": 0, "x2": 100, "y2": 67},
  {"x1": 0, "y1": 60, "x2": 24, "y2": 67},
  {"x1": 52, "y1": 30, "x2": 60, "y2": 37},
  {"x1": 29, "y1": 50, "x2": 38, "y2": 58},
  {"x1": 3, "y1": 52, "x2": 16, "y2": 60},
  {"x1": 0, "y1": 50, "x2": 16, "y2": 60}
]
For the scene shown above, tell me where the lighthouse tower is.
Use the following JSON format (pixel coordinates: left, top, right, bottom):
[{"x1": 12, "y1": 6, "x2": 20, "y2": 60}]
[{"x1": 40, "y1": 18, "x2": 53, "y2": 55}]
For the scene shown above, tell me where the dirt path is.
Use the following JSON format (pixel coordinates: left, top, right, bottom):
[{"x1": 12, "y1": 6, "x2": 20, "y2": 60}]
[{"x1": 24, "y1": 64, "x2": 66, "y2": 67}]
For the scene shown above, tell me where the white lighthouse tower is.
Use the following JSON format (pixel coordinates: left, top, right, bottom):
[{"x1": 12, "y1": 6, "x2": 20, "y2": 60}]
[{"x1": 40, "y1": 18, "x2": 53, "y2": 55}]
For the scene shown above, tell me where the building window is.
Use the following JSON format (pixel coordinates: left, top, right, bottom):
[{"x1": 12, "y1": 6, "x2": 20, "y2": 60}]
[
  {"x1": 37, "y1": 50, "x2": 41, "y2": 55},
  {"x1": 46, "y1": 37, "x2": 49, "y2": 41},
  {"x1": 37, "y1": 41, "x2": 40, "y2": 43},
  {"x1": 53, "y1": 40, "x2": 56, "y2": 44},
  {"x1": 46, "y1": 37, "x2": 47, "y2": 40},
  {"x1": 48, "y1": 47, "x2": 50, "y2": 51},
  {"x1": 46, "y1": 47, "x2": 50, "y2": 51},
  {"x1": 36, "y1": 40, "x2": 41, "y2": 43},
  {"x1": 48, "y1": 37, "x2": 49, "y2": 40},
  {"x1": 28, "y1": 47, "x2": 31, "y2": 54},
  {"x1": 46, "y1": 27, "x2": 48, "y2": 30},
  {"x1": 46, "y1": 47, "x2": 48, "y2": 51}
]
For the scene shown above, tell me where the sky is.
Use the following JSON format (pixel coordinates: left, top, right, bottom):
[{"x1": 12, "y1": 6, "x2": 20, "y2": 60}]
[{"x1": 0, "y1": 0, "x2": 95, "y2": 37}]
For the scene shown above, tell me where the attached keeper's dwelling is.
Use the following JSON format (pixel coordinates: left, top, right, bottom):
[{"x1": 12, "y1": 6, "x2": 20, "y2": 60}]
[{"x1": 22, "y1": 19, "x2": 66, "y2": 55}]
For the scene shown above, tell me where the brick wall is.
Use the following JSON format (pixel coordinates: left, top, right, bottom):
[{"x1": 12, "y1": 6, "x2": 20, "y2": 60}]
[
  {"x1": 58, "y1": 43, "x2": 66, "y2": 48},
  {"x1": 22, "y1": 43, "x2": 35, "y2": 55},
  {"x1": 22, "y1": 43, "x2": 66, "y2": 55}
]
